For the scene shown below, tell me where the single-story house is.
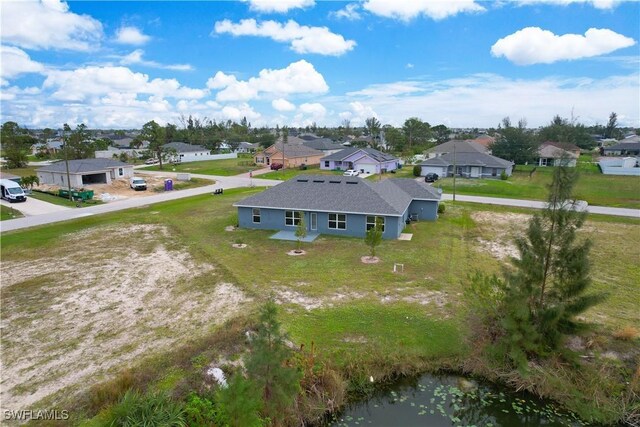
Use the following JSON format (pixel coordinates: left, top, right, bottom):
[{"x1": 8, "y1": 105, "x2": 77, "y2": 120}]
[
  {"x1": 32, "y1": 139, "x2": 64, "y2": 156},
  {"x1": 537, "y1": 141, "x2": 580, "y2": 167},
  {"x1": 301, "y1": 138, "x2": 345, "y2": 155},
  {"x1": 37, "y1": 159, "x2": 134, "y2": 187},
  {"x1": 164, "y1": 142, "x2": 214, "y2": 163},
  {"x1": 598, "y1": 157, "x2": 640, "y2": 176},
  {"x1": 255, "y1": 143, "x2": 324, "y2": 168},
  {"x1": 320, "y1": 148, "x2": 399, "y2": 174},
  {"x1": 235, "y1": 141, "x2": 258, "y2": 153},
  {"x1": 95, "y1": 146, "x2": 142, "y2": 159},
  {"x1": 426, "y1": 139, "x2": 488, "y2": 159},
  {"x1": 234, "y1": 175, "x2": 441, "y2": 240},
  {"x1": 420, "y1": 151, "x2": 514, "y2": 178},
  {"x1": 468, "y1": 135, "x2": 496, "y2": 151},
  {"x1": 602, "y1": 142, "x2": 640, "y2": 157}
]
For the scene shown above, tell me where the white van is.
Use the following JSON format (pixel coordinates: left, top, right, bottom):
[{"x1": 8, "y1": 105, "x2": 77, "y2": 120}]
[
  {"x1": 0, "y1": 179, "x2": 27, "y2": 203},
  {"x1": 129, "y1": 176, "x2": 147, "y2": 191}
]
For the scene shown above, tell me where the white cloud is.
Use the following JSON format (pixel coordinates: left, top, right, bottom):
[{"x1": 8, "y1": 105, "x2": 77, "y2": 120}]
[
  {"x1": 347, "y1": 81, "x2": 424, "y2": 97},
  {"x1": 114, "y1": 26, "x2": 151, "y2": 45},
  {"x1": 272, "y1": 98, "x2": 296, "y2": 111},
  {"x1": 221, "y1": 103, "x2": 262, "y2": 122},
  {"x1": 244, "y1": 0, "x2": 315, "y2": 13},
  {"x1": 0, "y1": 46, "x2": 45, "y2": 79},
  {"x1": 120, "y1": 49, "x2": 193, "y2": 71},
  {"x1": 331, "y1": 3, "x2": 362, "y2": 20},
  {"x1": 344, "y1": 73, "x2": 639, "y2": 127},
  {"x1": 338, "y1": 102, "x2": 379, "y2": 126},
  {"x1": 1, "y1": 0, "x2": 103, "y2": 51},
  {"x1": 214, "y1": 19, "x2": 356, "y2": 56},
  {"x1": 362, "y1": 0, "x2": 485, "y2": 21},
  {"x1": 491, "y1": 27, "x2": 636, "y2": 65},
  {"x1": 293, "y1": 102, "x2": 326, "y2": 127},
  {"x1": 42, "y1": 66, "x2": 207, "y2": 102},
  {"x1": 515, "y1": 0, "x2": 620, "y2": 9},
  {"x1": 405, "y1": 63, "x2": 414, "y2": 69},
  {"x1": 206, "y1": 60, "x2": 329, "y2": 102}
]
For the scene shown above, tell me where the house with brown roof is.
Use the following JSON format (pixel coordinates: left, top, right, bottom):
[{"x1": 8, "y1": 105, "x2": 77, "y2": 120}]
[
  {"x1": 537, "y1": 141, "x2": 581, "y2": 167},
  {"x1": 254, "y1": 143, "x2": 324, "y2": 168}
]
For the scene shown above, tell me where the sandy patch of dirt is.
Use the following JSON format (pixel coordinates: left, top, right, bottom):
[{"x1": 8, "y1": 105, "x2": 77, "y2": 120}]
[
  {"x1": 287, "y1": 250, "x2": 306, "y2": 256},
  {"x1": 273, "y1": 287, "x2": 447, "y2": 311},
  {"x1": 471, "y1": 211, "x2": 530, "y2": 261},
  {"x1": 0, "y1": 224, "x2": 249, "y2": 411},
  {"x1": 360, "y1": 256, "x2": 380, "y2": 264}
]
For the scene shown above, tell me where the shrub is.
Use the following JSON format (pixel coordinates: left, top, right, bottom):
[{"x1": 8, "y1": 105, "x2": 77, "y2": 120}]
[
  {"x1": 500, "y1": 170, "x2": 508, "y2": 180},
  {"x1": 92, "y1": 390, "x2": 186, "y2": 426},
  {"x1": 437, "y1": 203, "x2": 446, "y2": 214},
  {"x1": 412, "y1": 165, "x2": 421, "y2": 177},
  {"x1": 183, "y1": 393, "x2": 219, "y2": 427}
]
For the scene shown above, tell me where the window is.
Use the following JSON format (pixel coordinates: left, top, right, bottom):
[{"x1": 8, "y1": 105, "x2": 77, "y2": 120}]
[
  {"x1": 285, "y1": 210, "x2": 301, "y2": 226},
  {"x1": 118, "y1": 168, "x2": 124, "y2": 176},
  {"x1": 324, "y1": 161, "x2": 330, "y2": 168},
  {"x1": 366, "y1": 216, "x2": 385, "y2": 232},
  {"x1": 328, "y1": 213, "x2": 346, "y2": 230},
  {"x1": 252, "y1": 208, "x2": 261, "y2": 223},
  {"x1": 492, "y1": 168, "x2": 497, "y2": 177}
]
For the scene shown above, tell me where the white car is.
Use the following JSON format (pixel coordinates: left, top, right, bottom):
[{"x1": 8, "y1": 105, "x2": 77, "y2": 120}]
[{"x1": 343, "y1": 169, "x2": 360, "y2": 176}]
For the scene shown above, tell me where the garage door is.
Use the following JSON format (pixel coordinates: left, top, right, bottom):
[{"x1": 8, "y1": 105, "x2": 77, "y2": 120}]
[
  {"x1": 421, "y1": 166, "x2": 444, "y2": 177},
  {"x1": 82, "y1": 173, "x2": 108, "y2": 184},
  {"x1": 357, "y1": 163, "x2": 377, "y2": 174}
]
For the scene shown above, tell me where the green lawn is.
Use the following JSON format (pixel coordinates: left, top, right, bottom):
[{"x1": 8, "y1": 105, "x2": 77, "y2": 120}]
[
  {"x1": 436, "y1": 161, "x2": 640, "y2": 208},
  {"x1": 1, "y1": 166, "x2": 38, "y2": 178},
  {"x1": 140, "y1": 157, "x2": 259, "y2": 176},
  {"x1": 29, "y1": 190, "x2": 104, "y2": 207},
  {"x1": 2, "y1": 189, "x2": 638, "y2": 421},
  {"x1": 0, "y1": 204, "x2": 24, "y2": 221},
  {"x1": 257, "y1": 164, "x2": 345, "y2": 180}
]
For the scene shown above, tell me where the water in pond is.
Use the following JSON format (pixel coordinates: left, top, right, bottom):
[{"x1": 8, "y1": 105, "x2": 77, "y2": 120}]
[{"x1": 329, "y1": 374, "x2": 591, "y2": 427}]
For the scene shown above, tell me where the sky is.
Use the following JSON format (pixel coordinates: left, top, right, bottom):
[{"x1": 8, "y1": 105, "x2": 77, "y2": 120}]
[{"x1": 1, "y1": 0, "x2": 638, "y2": 130}]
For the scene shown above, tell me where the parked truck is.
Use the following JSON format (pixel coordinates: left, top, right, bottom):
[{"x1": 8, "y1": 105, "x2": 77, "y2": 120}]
[
  {"x1": 0, "y1": 179, "x2": 27, "y2": 203},
  {"x1": 129, "y1": 176, "x2": 147, "y2": 191}
]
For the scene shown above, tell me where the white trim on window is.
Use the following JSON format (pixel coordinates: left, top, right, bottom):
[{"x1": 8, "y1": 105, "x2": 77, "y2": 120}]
[
  {"x1": 252, "y1": 208, "x2": 261, "y2": 223},
  {"x1": 328, "y1": 213, "x2": 346, "y2": 230},
  {"x1": 366, "y1": 215, "x2": 385, "y2": 232},
  {"x1": 285, "y1": 210, "x2": 301, "y2": 226}
]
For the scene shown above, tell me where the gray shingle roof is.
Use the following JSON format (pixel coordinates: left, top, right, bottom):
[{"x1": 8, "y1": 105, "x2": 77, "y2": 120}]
[
  {"x1": 37, "y1": 159, "x2": 131, "y2": 174},
  {"x1": 428, "y1": 140, "x2": 488, "y2": 154},
  {"x1": 603, "y1": 142, "x2": 640, "y2": 151},
  {"x1": 302, "y1": 139, "x2": 344, "y2": 151},
  {"x1": 164, "y1": 142, "x2": 209, "y2": 153},
  {"x1": 321, "y1": 147, "x2": 398, "y2": 163},
  {"x1": 234, "y1": 175, "x2": 440, "y2": 217},
  {"x1": 420, "y1": 152, "x2": 512, "y2": 168},
  {"x1": 269, "y1": 143, "x2": 323, "y2": 158}
]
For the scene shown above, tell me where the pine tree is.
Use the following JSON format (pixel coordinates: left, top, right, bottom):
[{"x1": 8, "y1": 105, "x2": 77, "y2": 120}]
[
  {"x1": 294, "y1": 212, "x2": 306, "y2": 252},
  {"x1": 364, "y1": 217, "x2": 383, "y2": 258},
  {"x1": 246, "y1": 300, "x2": 301, "y2": 425},
  {"x1": 500, "y1": 166, "x2": 605, "y2": 368},
  {"x1": 216, "y1": 374, "x2": 263, "y2": 427}
]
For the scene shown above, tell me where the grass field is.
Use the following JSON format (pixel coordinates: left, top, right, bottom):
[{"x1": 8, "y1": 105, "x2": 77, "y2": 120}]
[
  {"x1": 0, "y1": 204, "x2": 24, "y2": 221},
  {"x1": 257, "y1": 164, "x2": 344, "y2": 180},
  {"x1": 1, "y1": 189, "x2": 638, "y2": 419},
  {"x1": 436, "y1": 159, "x2": 640, "y2": 208},
  {"x1": 29, "y1": 190, "x2": 104, "y2": 207},
  {"x1": 140, "y1": 157, "x2": 259, "y2": 176},
  {"x1": 1, "y1": 166, "x2": 38, "y2": 178}
]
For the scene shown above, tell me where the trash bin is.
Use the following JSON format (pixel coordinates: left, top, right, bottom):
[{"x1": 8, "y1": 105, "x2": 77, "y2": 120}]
[{"x1": 164, "y1": 179, "x2": 173, "y2": 191}]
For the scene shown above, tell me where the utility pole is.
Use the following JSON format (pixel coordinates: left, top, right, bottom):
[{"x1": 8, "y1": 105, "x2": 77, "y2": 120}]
[
  {"x1": 452, "y1": 144, "x2": 457, "y2": 202},
  {"x1": 62, "y1": 125, "x2": 73, "y2": 201}
]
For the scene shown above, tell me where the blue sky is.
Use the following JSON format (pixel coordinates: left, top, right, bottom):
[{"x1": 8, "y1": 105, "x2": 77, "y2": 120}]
[{"x1": 1, "y1": 0, "x2": 638, "y2": 129}]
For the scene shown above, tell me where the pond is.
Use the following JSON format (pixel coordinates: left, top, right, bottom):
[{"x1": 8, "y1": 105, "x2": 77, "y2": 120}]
[{"x1": 328, "y1": 373, "x2": 593, "y2": 427}]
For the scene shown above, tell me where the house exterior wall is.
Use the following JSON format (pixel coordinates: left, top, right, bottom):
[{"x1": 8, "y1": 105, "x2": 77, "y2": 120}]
[
  {"x1": 172, "y1": 152, "x2": 237, "y2": 163},
  {"x1": 37, "y1": 171, "x2": 84, "y2": 188},
  {"x1": 538, "y1": 157, "x2": 577, "y2": 167},
  {"x1": 408, "y1": 200, "x2": 439, "y2": 220},
  {"x1": 257, "y1": 152, "x2": 323, "y2": 167},
  {"x1": 421, "y1": 165, "x2": 510, "y2": 178},
  {"x1": 238, "y1": 207, "x2": 402, "y2": 239},
  {"x1": 321, "y1": 157, "x2": 398, "y2": 173}
]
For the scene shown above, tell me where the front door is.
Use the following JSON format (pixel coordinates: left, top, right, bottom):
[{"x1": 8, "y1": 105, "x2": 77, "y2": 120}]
[{"x1": 310, "y1": 213, "x2": 317, "y2": 231}]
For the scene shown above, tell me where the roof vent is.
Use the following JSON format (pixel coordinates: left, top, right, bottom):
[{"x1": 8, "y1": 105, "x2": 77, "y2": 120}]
[
  {"x1": 346, "y1": 181, "x2": 358, "y2": 185},
  {"x1": 313, "y1": 179, "x2": 325, "y2": 183},
  {"x1": 329, "y1": 180, "x2": 340, "y2": 184},
  {"x1": 297, "y1": 179, "x2": 309, "y2": 182}
]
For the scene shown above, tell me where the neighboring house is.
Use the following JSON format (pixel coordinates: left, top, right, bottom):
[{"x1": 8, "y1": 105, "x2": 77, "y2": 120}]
[
  {"x1": 236, "y1": 142, "x2": 258, "y2": 153},
  {"x1": 95, "y1": 146, "x2": 142, "y2": 159},
  {"x1": 537, "y1": 141, "x2": 580, "y2": 167},
  {"x1": 468, "y1": 135, "x2": 496, "y2": 151},
  {"x1": 320, "y1": 148, "x2": 399, "y2": 174},
  {"x1": 37, "y1": 159, "x2": 133, "y2": 187},
  {"x1": 602, "y1": 142, "x2": 640, "y2": 156},
  {"x1": 32, "y1": 138, "x2": 64, "y2": 156},
  {"x1": 164, "y1": 142, "x2": 215, "y2": 163},
  {"x1": 234, "y1": 175, "x2": 441, "y2": 240},
  {"x1": 426, "y1": 139, "x2": 488, "y2": 159},
  {"x1": 301, "y1": 138, "x2": 345, "y2": 155},
  {"x1": 598, "y1": 157, "x2": 640, "y2": 176},
  {"x1": 254, "y1": 143, "x2": 324, "y2": 168},
  {"x1": 420, "y1": 152, "x2": 513, "y2": 179}
]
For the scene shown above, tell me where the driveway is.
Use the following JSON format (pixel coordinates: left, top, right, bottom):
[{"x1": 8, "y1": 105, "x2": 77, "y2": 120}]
[
  {"x1": 0, "y1": 174, "x2": 279, "y2": 233},
  {"x1": 0, "y1": 197, "x2": 70, "y2": 216}
]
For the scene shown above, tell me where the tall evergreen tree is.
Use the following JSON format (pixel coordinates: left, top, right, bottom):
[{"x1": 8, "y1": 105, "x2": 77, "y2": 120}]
[
  {"x1": 500, "y1": 167, "x2": 606, "y2": 369},
  {"x1": 245, "y1": 300, "x2": 301, "y2": 425},
  {"x1": 490, "y1": 117, "x2": 538, "y2": 165}
]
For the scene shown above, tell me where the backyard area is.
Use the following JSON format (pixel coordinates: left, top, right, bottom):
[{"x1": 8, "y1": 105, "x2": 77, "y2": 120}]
[
  {"x1": 140, "y1": 156, "x2": 259, "y2": 176},
  {"x1": 1, "y1": 187, "x2": 638, "y2": 419}
]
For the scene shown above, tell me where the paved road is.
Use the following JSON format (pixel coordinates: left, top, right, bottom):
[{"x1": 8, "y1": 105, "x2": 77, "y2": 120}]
[
  {"x1": 0, "y1": 174, "x2": 279, "y2": 233},
  {"x1": 0, "y1": 197, "x2": 70, "y2": 216},
  {"x1": 441, "y1": 194, "x2": 640, "y2": 218}
]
